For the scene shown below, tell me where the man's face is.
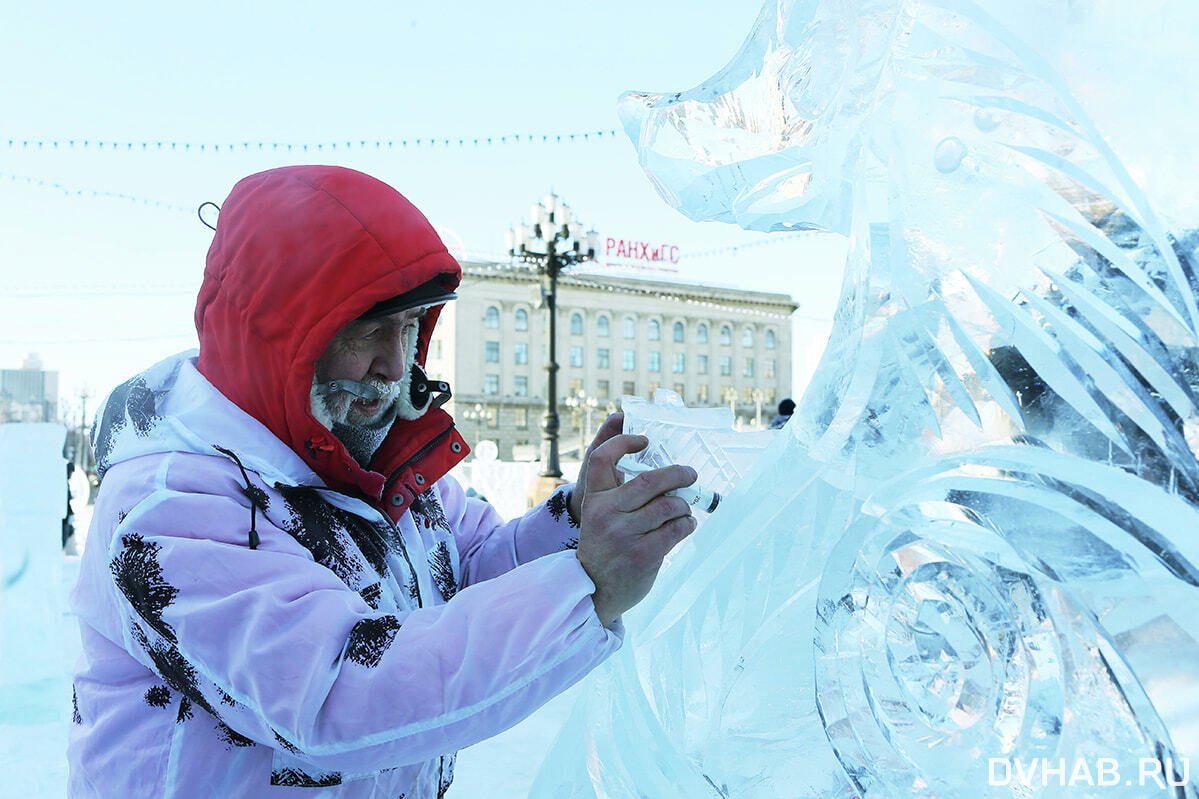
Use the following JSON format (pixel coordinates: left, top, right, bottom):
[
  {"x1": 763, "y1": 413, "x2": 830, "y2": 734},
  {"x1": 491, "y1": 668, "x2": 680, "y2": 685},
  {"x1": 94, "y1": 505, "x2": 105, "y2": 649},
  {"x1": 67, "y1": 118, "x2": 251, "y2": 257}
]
[{"x1": 314, "y1": 307, "x2": 426, "y2": 425}]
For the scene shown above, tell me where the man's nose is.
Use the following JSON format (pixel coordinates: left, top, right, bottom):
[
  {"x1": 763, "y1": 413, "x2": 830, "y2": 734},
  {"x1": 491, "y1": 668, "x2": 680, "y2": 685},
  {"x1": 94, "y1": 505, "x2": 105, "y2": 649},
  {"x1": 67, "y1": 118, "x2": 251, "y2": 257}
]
[{"x1": 368, "y1": 328, "x2": 410, "y2": 382}]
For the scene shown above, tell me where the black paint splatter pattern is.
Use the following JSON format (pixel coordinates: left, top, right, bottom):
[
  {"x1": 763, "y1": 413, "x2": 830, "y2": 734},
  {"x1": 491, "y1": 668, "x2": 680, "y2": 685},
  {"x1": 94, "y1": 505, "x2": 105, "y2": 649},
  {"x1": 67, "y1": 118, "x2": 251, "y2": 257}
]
[
  {"x1": 546, "y1": 489, "x2": 579, "y2": 529},
  {"x1": 359, "y1": 581, "x2": 383, "y2": 610},
  {"x1": 72, "y1": 686, "x2": 81, "y2": 724},
  {"x1": 145, "y1": 684, "x2": 172, "y2": 708},
  {"x1": 214, "y1": 720, "x2": 257, "y2": 749},
  {"x1": 273, "y1": 731, "x2": 302, "y2": 755},
  {"x1": 130, "y1": 625, "x2": 218, "y2": 726},
  {"x1": 437, "y1": 753, "x2": 457, "y2": 799},
  {"x1": 428, "y1": 541, "x2": 457, "y2": 602},
  {"x1": 274, "y1": 485, "x2": 394, "y2": 583},
  {"x1": 93, "y1": 377, "x2": 166, "y2": 477},
  {"x1": 270, "y1": 768, "x2": 343, "y2": 787},
  {"x1": 343, "y1": 615, "x2": 403, "y2": 668},
  {"x1": 410, "y1": 492, "x2": 449, "y2": 533},
  {"x1": 111, "y1": 532, "x2": 179, "y2": 643}
]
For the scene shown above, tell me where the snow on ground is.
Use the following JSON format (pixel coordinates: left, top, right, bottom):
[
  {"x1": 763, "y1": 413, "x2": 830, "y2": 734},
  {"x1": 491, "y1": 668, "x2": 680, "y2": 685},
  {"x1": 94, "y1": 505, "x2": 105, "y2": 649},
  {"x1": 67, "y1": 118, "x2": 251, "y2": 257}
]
[{"x1": 0, "y1": 429, "x2": 582, "y2": 796}]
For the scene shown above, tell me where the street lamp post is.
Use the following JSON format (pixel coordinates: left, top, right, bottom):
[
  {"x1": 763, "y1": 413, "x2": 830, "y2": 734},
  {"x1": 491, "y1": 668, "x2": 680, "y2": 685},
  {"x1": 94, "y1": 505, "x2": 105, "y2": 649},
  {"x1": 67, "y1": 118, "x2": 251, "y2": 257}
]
[
  {"x1": 507, "y1": 194, "x2": 598, "y2": 479},
  {"x1": 752, "y1": 388, "x2": 768, "y2": 429},
  {"x1": 461, "y1": 402, "x2": 487, "y2": 448},
  {"x1": 564, "y1": 390, "x2": 599, "y2": 457}
]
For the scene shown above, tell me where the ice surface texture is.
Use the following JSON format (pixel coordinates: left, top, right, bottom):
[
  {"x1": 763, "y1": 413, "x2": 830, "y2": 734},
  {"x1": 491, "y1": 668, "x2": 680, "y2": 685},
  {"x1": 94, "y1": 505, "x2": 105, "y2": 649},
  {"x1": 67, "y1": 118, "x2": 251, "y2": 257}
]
[{"x1": 532, "y1": 1, "x2": 1199, "y2": 796}]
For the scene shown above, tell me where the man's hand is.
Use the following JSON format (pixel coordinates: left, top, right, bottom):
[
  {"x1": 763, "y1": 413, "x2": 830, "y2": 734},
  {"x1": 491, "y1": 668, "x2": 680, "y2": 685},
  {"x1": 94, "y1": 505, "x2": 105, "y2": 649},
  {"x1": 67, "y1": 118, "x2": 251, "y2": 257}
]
[
  {"x1": 575, "y1": 434, "x2": 699, "y2": 627},
  {"x1": 568, "y1": 412, "x2": 625, "y2": 522}
]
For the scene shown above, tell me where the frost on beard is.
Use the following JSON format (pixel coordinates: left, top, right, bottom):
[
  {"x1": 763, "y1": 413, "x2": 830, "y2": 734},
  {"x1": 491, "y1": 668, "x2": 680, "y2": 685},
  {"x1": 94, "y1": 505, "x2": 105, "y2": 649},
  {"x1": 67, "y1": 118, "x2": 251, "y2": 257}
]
[{"x1": 531, "y1": 0, "x2": 1199, "y2": 797}]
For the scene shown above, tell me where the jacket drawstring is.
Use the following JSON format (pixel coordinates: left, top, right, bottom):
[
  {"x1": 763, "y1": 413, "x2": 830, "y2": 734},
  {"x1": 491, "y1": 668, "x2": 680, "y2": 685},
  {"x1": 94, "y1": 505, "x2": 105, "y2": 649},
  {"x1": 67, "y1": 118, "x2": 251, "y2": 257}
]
[{"x1": 213, "y1": 445, "x2": 261, "y2": 550}]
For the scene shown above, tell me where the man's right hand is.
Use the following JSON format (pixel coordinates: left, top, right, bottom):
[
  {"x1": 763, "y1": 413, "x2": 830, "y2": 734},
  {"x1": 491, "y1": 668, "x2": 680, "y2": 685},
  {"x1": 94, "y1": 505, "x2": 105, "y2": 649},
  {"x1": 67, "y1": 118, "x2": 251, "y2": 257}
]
[{"x1": 575, "y1": 434, "x2": 699, "y2": 627}]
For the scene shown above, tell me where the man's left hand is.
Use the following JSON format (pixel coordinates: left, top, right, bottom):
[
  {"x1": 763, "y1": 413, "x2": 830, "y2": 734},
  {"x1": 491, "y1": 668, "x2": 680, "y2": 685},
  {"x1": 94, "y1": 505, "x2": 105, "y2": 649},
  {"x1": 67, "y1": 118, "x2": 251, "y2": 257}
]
[{"x1": 569, "y1": 412, "x2": 624, "y2": 522}]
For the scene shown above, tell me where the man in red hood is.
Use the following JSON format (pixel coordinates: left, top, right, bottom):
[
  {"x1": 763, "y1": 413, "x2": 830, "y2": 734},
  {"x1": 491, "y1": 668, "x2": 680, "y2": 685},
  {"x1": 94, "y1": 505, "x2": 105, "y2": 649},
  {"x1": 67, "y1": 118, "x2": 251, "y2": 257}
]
[{"x1": 69, "y1": 165, "x2": 698, "y2": 798}]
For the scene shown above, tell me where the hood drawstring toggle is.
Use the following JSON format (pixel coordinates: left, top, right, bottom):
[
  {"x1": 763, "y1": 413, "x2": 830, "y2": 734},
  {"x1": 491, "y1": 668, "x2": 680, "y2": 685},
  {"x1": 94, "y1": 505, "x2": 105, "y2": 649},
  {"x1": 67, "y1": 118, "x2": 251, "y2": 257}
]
[{"x1": 213, "y1": 445, "x2": 262, "y2": 550}]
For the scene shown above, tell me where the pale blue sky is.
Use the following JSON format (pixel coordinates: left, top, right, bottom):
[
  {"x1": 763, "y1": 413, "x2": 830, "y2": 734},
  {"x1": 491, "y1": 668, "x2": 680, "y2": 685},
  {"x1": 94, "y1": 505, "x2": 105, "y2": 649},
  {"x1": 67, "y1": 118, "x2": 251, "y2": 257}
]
[{"x1": 0, "y1": 1, "x2": 847, "y2": 412}]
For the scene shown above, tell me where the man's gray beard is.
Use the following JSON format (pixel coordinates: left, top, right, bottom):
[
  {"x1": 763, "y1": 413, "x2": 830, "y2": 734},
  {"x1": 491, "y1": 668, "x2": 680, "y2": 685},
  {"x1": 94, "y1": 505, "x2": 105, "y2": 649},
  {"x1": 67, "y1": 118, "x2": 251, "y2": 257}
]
[
  {"x1": 310, "y1": 377, "x2": 403, "y2": 466},
  {"x1": 332, "y1": 403, "x2": 399, "y2": 467}
]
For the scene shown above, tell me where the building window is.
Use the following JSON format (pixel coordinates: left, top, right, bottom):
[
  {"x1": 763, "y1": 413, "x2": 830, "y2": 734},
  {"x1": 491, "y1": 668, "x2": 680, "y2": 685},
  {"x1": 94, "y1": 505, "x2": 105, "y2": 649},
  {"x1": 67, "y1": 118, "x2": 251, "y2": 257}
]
[
  {"x1": 697, "y1": 323, "x2": 709, "y2": 344},
  {"x1": 697, "y1": 355, "x2": 709, "y2": 375},
  {"x1": 514, "y1": 342, "x2": 528, "y2": 364},
  {"x1": 648, "y1": 352, "x2": 661, "y2": 372},
  {"x1": 432, "y1": 339, "x2": 443, "y2": 359},
  {"x1": 696, "y1": 384, "x2": 709, "y2": 403},
  {"x1": 742, "y1": 326, "x2": 755, "y2": 347},
  {"x1": 570, "y1": 346, "x2": 584, "y2": 368},
  {"x1": 765, "y1": 358, "x2": 776, "y2": 378},
  {"x1": 744, "y1": 357, "x2": 754, "y2": 378},
  {"x1": 623, "y1": 381, "x2": 636, "y2": 396},
  {"x1": 515, "y1": 376, "x2": 528, "y2": 396},
  {"x1": 598, "y1": 379, "x2": 610, "y2": 398},
  {"x1": 485, "y1": 341, "x2": 499, "y2": 362},
  {"x1": 742, "y1": 387, "x2": 754, "y2": 403},
  {"x1": 515, "y1": 407, "x2": 528, "y2": 428},
  {"x1": 648, "y1": 381, "x2": 659, "y2": 396},
  {"x1": 484, "y1": 375, "x2": 499, "y2": 395},
  {"x1": 597, "y1": 348, "x2": 610, "y2": 369},
  {"x1": 598, "y1": 315, "x2": 610, "y2": 337},
  {"x1": 765, "y1": 329, "x2": 776, "y2": 349},
  {"x1": 673, "y1": 321, "x2": 685, "y2": 342},
  {"x1": 648, "y1": 320, "x2": 661, "y2": 341},
  {"x1": 721, "y1": 385, "x2": 734, "y2": 404},
  {"x1": 485, "y1": 306, "x2": 500, "y2": 329},
  {"x1": 569, "y1": 378, "x2": 583, "y2": 394},
  {"x1": 486, "y1": 407, "x2": 499, "y2": 428},
  {"x1": 623, "y1": 317, "x2": 636, "y2": 338},
  {"x1": 622, "y1": 350, "x2": 636, "y2": 370},
  {"x1": 673, "y1": 353, "x2": 685, "y2": 373},
  {"x1": 720, "y1": 356, "x2": 732, "y2": 376},
  {"x1": 515, "y1": 308, "x2": 529, "y2": 331},
  {"x1": 570, "y1": 313, "x2": 584, "y2": 335},
  {"x1": 673, "y1": 383, "x2": 685, "y2": 399}
]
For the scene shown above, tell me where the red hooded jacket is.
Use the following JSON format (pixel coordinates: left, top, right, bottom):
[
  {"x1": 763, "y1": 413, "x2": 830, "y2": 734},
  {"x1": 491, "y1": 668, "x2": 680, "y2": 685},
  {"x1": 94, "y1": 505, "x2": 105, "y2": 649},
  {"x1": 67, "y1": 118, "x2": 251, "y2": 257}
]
[{"x1": 194, "y1": 165, "x2": 469, "y2": 516}]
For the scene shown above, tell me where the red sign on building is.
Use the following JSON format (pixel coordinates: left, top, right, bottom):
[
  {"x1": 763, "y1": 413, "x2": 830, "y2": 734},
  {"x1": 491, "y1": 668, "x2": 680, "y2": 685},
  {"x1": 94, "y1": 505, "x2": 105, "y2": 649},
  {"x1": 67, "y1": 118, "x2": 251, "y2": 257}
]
[{"x1": 605, "y1": 238, "x2": 680, "y2": 264}]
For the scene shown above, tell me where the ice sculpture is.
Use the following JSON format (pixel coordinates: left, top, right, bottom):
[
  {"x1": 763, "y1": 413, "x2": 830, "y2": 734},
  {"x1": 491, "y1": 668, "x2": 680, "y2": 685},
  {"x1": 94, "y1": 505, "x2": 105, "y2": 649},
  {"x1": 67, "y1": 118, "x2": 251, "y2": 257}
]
[{"x1": 531, "y1": 0, "x2": 1199, "y2": 796}]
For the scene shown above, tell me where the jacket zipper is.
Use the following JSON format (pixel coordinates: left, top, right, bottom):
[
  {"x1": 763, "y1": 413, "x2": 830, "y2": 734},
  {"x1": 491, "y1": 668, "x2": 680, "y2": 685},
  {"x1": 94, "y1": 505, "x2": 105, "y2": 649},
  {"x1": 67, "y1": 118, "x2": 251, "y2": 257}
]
[{"x1": 382, "y1": 423, "x2": 457, "y2": 498}]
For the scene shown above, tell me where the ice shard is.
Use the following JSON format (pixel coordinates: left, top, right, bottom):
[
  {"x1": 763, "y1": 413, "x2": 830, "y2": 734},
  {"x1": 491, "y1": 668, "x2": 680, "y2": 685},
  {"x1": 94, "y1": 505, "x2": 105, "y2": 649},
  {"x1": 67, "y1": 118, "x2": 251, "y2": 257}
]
[{"x1": 532, "y1": 0, "x2": 1199, "y2": 796}]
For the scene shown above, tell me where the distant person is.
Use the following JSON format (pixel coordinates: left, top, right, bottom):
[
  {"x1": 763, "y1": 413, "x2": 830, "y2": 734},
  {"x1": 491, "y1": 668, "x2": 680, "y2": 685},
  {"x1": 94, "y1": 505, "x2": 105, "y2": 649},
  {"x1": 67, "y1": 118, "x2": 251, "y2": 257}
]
[
  {"x1": 62, "y1": 461, "x2": 75, "y2": 548},
  {"x1": 769, "y1": 397, "x2": 795, "y2": 429},
  {"x1": 69, "y1": 166, "x2": 698, "y2": 797}
]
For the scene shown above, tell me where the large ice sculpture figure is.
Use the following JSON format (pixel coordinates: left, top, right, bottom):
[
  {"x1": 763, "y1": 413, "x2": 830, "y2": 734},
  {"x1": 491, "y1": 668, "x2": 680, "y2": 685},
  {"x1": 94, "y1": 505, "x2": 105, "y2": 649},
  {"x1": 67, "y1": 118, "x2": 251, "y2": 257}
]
[{"x1": 531, "y1": 0, "x2": 1199, "y2": 796}]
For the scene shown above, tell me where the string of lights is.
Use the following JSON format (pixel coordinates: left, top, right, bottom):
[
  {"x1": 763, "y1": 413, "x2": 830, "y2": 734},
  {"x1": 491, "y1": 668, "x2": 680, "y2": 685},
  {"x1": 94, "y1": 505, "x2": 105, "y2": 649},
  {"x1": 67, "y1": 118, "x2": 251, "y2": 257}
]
[
  {"x1": 3, "y1": 130, "x2": 622, "y2": 153},
  {"x1": 0, "y1": 170, "x2": 191, "y2": 213},
  {"x1": 0, "y1": 332, "x2": 197, "y2": 345},
  {"x1": 684, "y1": 231, "x2": 828, "y2": 259},
  {"x1": 4, "y1": 282, "x2": 198, "y2": 298}
]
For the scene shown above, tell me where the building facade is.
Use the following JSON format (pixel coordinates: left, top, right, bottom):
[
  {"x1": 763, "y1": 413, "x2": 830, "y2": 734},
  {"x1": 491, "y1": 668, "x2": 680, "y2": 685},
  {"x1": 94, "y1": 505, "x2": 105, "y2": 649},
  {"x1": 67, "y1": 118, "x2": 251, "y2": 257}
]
[
  {"x1": 1, "y1": 353, "x2": 59, "y2": 423},
  {"x1": 428, "y1": 260, "x2": 798, "y2": 460}
]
